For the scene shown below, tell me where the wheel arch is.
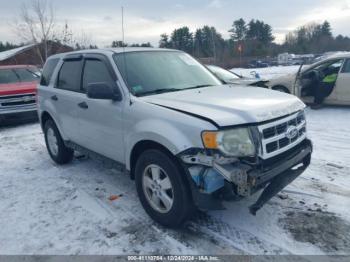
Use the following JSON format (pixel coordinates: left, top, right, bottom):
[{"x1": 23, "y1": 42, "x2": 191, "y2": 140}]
[
  {"x1": 129, "y1": 140, "x2": 182, "y2": 180},
  {"x1": 272, "y1": 85, "x2": 290, "y2": 93},
  {"x1": 40, "y1": 110, "x2": 68, "y2": 140}
]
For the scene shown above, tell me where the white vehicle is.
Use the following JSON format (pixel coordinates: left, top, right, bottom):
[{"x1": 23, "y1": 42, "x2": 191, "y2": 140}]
[
  {"x1": 37, "y1": 48, "x2": 312, "y2": 227},
  {"x1": 206, "y1": 64, "x2": 269, "y2": 87},
  {"x1": 268, "y1": 53, "x2": 350, "y2": 105}
]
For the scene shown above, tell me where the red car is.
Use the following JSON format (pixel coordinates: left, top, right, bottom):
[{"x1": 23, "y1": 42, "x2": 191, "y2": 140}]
[{"x1": 0, "y1": 65, "x2": 40, "y2": 121}]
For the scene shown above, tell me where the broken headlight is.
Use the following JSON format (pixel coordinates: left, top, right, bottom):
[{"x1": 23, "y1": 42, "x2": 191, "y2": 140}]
[{"x1": 202, "y1": 128, "x2": 256, "y2": 157}]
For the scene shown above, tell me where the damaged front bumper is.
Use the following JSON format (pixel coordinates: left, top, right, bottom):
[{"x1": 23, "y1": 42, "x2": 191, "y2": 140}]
[{"x1": 179, "y1": 139, "x2": 312, "y2": 215}]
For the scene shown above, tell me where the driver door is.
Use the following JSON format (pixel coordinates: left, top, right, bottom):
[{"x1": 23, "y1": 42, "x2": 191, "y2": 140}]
[{"x1": 335, "y1": 59, "x2": 350, "y2": 103}]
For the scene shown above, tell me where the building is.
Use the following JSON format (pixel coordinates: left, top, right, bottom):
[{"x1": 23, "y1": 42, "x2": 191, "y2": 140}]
[{"x1": 0, "y1": 41, "x2": 73, "y2": 67}]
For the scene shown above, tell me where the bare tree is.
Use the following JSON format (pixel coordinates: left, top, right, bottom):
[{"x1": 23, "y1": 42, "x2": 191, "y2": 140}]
[
  {"x1": 74, "y1": 31, "x2": 97, "y2": 50},
  {"x1": 14, "y1": 0, "x2": 55, "y2": 63}
]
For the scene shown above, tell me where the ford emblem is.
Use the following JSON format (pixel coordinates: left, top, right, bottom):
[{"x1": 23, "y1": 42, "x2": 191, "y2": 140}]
[{"x1": 286, "y1": 126, "x2": 298, "y2": 139}]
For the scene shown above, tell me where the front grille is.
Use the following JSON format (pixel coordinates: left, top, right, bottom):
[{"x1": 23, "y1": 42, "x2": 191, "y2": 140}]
[
  {"x1": 0, "y1": 93, "x2": 36, "y2": 108},
  {"x1": 258, "y1": 111, "x2": 307, "y2": 159}
]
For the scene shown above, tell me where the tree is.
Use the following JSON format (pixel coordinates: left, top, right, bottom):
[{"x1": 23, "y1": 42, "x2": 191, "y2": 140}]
[
  {"x1": 170, "y1": 27, "x2": 193, "y2": 54},
  {"x1": 321, "y1": 21, "x2": 332, "y2": 37},
  {"x1": 111, "y1": 40, "x2": 127, "y2": 48},
  {"x1": 284, "y1": 21, "x2": 335, "y2": 53},
  {"x1": 194, "y1": 26, "x2": 225, "y2": 59},
  {"x1": 0, "y1": 42, "x2": 20, "y2": 52},
  {"x1": 246, "y1": 19, "x2": 274, "y2": 44},
  {"x1": 159, "y1": 34, "x2": 171, "y2": 48},
  {"x1": 15, "y1": 0, "x2": 55, "y2": 64},
  {"x1": 229, "y1": 18, "x2": 247, "y2": 41},
  {"x1": 130, "y1": 42, "x2": 152, "y2": 47}
]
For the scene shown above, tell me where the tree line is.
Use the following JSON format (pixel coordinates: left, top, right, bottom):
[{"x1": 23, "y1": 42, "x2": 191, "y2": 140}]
[
  {"x1": 1, "y1": 0, "x2": 350, "y2": 67},
  {"x1": 158, "y1": 19, "x2": 350, "y2": 64}
]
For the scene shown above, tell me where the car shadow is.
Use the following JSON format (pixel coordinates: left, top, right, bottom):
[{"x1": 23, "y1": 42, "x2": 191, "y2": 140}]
[{"x1": 0, "y1": 112, "x2": 39, "y2": 129}]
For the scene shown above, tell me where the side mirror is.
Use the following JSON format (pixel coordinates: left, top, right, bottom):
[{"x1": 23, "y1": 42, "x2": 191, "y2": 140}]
[{"x1": 87, "y1": 82, "x2": 122, "y2": 101}]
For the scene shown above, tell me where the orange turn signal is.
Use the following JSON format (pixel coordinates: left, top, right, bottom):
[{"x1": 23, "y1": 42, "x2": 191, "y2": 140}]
[{"x1": 201, "y1": 131, "x2": 218, "y2": 149}]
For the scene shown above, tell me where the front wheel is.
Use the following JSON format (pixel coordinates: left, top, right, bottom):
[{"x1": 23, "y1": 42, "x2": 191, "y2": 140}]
[{"x1": 135, "y1": 149, "x2": 193, "y2": 227}]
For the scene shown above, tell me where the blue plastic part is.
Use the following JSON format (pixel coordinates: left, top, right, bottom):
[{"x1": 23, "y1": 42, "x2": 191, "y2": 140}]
[
  {"x1": 203, "y1": 169, "x2": 225, "y2": 193},
  {"x1": 189, "y1": 166, "x2": 225, "y2": 194}
]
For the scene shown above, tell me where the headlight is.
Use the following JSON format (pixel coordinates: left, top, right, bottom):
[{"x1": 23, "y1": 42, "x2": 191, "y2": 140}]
[{"x1": 202, "y1": 128, "x2": 255, "y2": 157}]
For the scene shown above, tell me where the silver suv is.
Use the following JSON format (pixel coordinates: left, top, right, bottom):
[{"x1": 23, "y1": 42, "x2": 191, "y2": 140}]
[{"x1": 37, "y1": 48, "x2": 312, "y2": 227}]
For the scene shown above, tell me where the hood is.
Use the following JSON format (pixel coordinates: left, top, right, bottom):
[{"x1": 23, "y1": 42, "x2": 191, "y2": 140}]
[
  {"x1": 141, "y1": 85, "x2": 305, "y2": 127},
  {"x1": 0, "y1": 81, "x2": 37, "y2": 96}
]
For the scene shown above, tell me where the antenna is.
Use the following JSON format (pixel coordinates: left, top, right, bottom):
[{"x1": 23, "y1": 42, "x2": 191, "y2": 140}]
[
  {"x1": 121, "y1": 6, "x2": 132, "y2": 100},
  {"x1": 121, "y1": 6, "x2": 125, "y2": 50}
]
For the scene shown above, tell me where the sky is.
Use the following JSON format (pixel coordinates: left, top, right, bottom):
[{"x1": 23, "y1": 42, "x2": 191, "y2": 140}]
[{"x1": 0, "y1": 0, "x2": 349, "y2": 47}]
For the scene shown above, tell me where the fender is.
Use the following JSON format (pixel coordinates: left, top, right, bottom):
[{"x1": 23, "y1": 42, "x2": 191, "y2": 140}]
[{"x1": 125, "y1": 118, "x2": 201, "y2": 171}]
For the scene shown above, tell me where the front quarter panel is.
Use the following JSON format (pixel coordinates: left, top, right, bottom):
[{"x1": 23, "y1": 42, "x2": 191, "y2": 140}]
[
  {"x1": 268, "y1": 74, "x2": 295, "y2": 93},
  {"x1": 124, "y1": 99, "x2": 217, "y2": 170}
]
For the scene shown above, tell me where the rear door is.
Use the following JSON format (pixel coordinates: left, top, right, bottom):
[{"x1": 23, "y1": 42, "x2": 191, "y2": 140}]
[
  {"x1": 53, "y1": 56, "x2": 85, "y2": 143},
  {"x1": 335, "y1": 59, "x2": 350, "y2": 102},
  {"x1": 77, "y1": 54, "x2": 125, "y2": 163}
]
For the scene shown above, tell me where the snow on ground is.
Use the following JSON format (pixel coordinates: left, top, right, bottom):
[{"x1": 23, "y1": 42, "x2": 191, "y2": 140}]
[
  {"x1": 231, "y1": 65, "x2": 301, "y2": 80},
  {"x1": 0, "y1": 106, "x2": 349, "y2": 255}
]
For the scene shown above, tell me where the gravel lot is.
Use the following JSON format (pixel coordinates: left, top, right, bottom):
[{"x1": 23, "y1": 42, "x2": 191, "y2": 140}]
[{"x1": 0, "y1": 107, "x2": 349, "y2": 255}]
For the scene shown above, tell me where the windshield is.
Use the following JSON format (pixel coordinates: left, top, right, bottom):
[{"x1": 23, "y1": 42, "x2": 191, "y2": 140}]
[
  {"x1": 207, "y1": 65, "x2": 240, "y2": 82},
  {"x1": 14, "y1": 68, "x2": 40, "y2": 82},
  {"x1": 113, "y1": 51, "x2": 221, "y2": 96}
]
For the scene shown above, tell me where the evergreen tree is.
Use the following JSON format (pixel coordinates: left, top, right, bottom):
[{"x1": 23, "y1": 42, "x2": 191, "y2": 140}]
[
  {"x1": 170, "y1": 27, "x2": 193, "y2": 54},
  {"x1": 159, "y1": 34, "x2": 171, "y2": 48},
  {"x1": 229, "y1": 18, "x2": 247, "y2": 41}
]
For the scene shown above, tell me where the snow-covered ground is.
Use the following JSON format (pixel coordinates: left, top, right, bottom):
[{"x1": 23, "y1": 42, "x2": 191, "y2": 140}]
[
  {"x1": 231, "y1": 65, "x2": 300, "y2": 80},
  {"x1": 1, "y1": 106, "x2": 349, "y2": 255}
]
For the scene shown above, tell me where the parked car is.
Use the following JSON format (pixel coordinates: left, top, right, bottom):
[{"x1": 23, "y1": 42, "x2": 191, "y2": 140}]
[
  {"x1": 37, "y1": 48, "x2": 312, "y2": 227},
  {"x1": 206, "y1": 64, "x2": 269, "y2": 87},
  {"x1": 247, "y1": 60, "x2": 269, "y2": 68},
  {"x1": 268, "y1": 53, "x2": 350, "y2": 105},
  {"x1": 0, "y1": 65, "x2": 40, "y2": 122}
]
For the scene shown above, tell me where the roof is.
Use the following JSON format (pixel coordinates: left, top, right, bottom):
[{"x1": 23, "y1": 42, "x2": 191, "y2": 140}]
[
  {"x1": 0, "y1": 65, "x2": 38, "y2": 69},
  {"x1": 48, "y1": 47, "x2": 179, "y2": 60},
  {"x1": 0, "y1": 44, "x2": 37, "y2": 62},
  {"x1": 327, "y1": 52, "x2": 350, "y2": 59}
]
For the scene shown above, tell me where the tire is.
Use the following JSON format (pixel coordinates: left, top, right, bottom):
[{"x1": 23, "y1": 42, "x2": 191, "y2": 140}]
[
  {"x1": 135, "y1": 149, "x2": 193, "y2": 227},
  {"x1": 273, "y1": 86, "x2": 290, "y2": 93},
  {"x1": 44, "y1": 119, "x2": 74, "y2": 164}
]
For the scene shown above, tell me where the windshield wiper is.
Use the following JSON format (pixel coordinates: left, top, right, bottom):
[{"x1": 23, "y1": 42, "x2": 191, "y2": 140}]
[
  {"x1": 183, "y1": 84, "x2": 214, "y2": 90},
  {"x1": 136, "y1": 88, "x2": 182, "y2": 97}
]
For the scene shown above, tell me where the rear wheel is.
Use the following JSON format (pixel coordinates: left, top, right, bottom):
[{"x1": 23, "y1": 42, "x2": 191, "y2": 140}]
[
  {"x1": 44, "y1": 119, "x2": 74, "y2": 164},
  {"x1": 135, "y1": 149, "x2": 192, "y2": 227}
]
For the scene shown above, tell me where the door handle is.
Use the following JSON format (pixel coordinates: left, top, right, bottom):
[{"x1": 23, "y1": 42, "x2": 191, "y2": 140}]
[
  {"x1": 78, "y1": 101, "x2": 88, "y2": 109},
  {"x1": 51, "y1": 95, "x2": 58, "y2": 101}
]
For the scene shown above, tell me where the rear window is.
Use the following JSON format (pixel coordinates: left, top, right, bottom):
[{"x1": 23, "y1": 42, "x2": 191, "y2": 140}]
[
  {"x1": 0, "y1": 69, "x2": 19, "y2": 84},
  {"x1": 40, "y1": 58, "x2": 59, "y2": 86},
  {"x1": 14, "y1": 68, "x2": 40, "y2": 82}
]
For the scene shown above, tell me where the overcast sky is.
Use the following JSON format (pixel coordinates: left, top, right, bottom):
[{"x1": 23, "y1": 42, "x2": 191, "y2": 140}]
[{"x1": 0, "y1": 0, "x2": 349, "y2": 47}]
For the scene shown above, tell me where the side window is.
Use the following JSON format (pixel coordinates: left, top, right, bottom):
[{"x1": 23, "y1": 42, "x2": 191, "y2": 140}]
[
  {"x1": 82, "y1": 59, "x2": 115, "y2": 91},
  {"x1": 41, "y1": 58, "x2": 59, "y2": 86},
  {"x1": 328, "y1": 60, "x2": 343, "y2": 73},
  {"x1": 56, "y1": 60, "x2": 82, "y2": 92},
  {"x1": 14, "y1": 68, "x2": 40, "y2": 82},
  {"x1": 341, "y1": 59, "x2": 350, "y2": 73},
  {"x1": 0, "y1": 69, "x2": 19, "y2": 84}
]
